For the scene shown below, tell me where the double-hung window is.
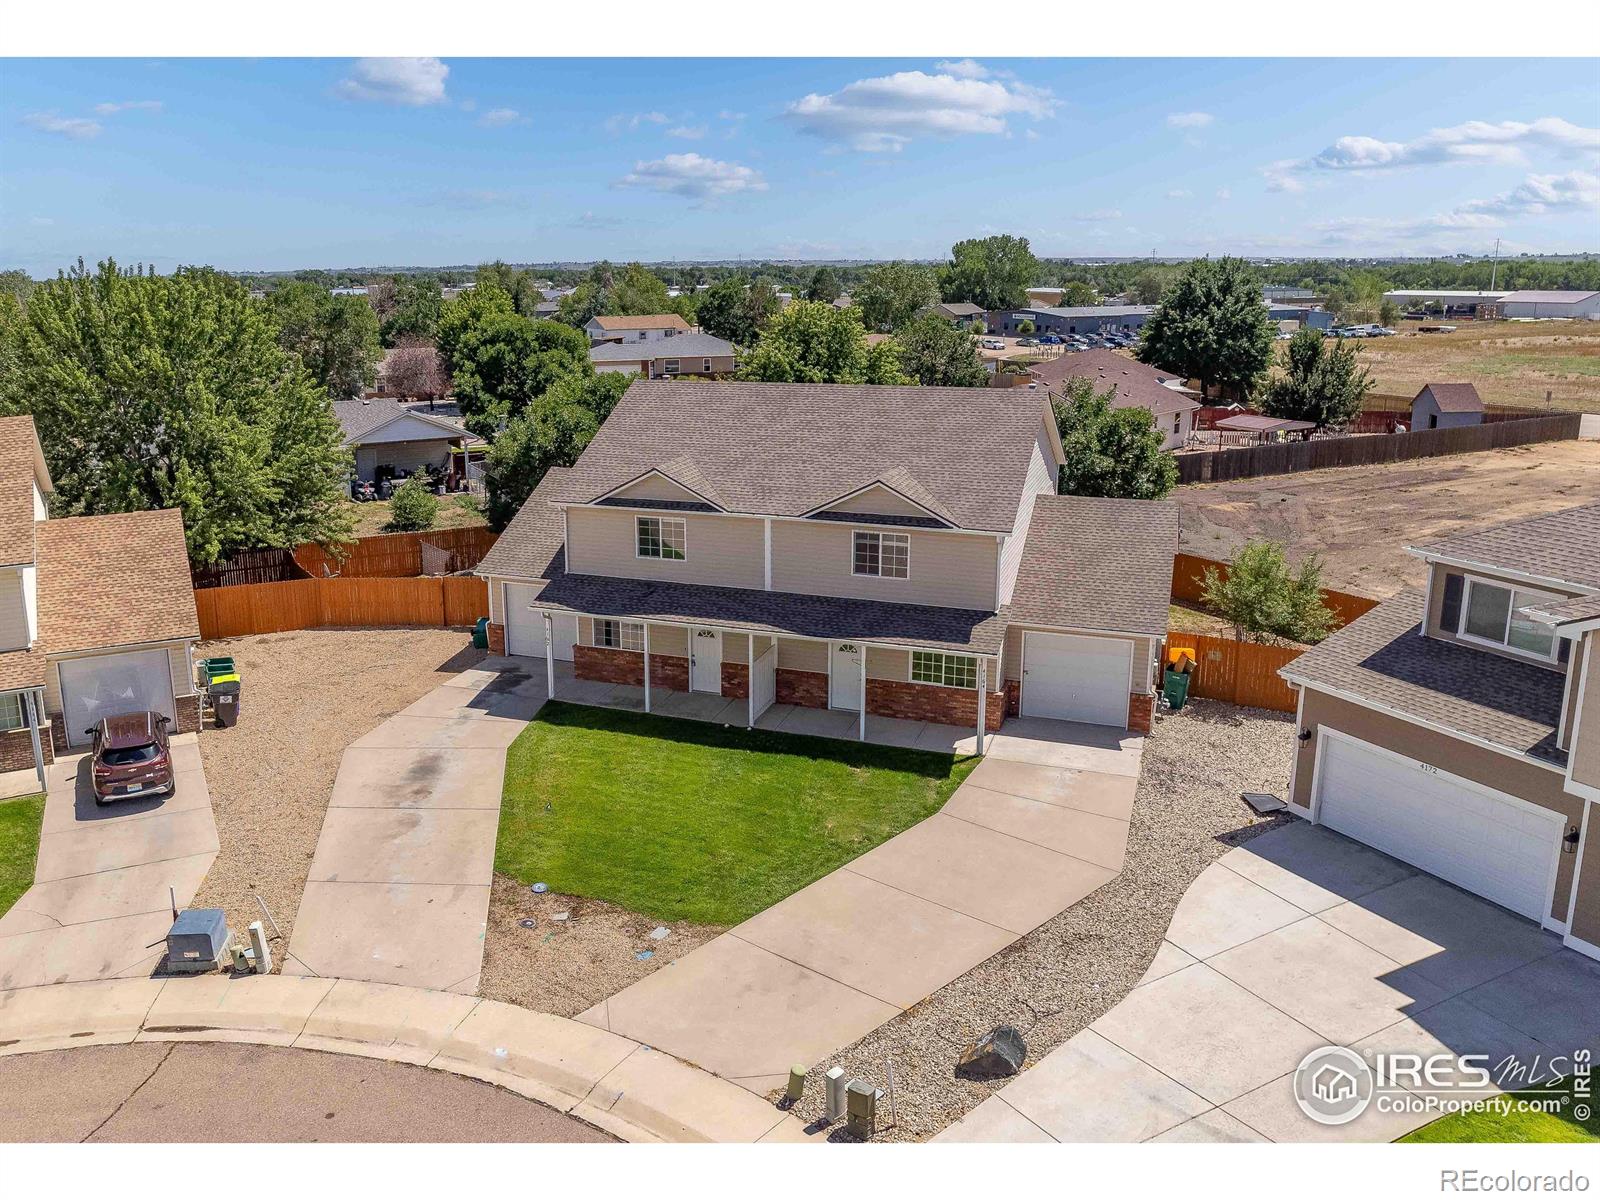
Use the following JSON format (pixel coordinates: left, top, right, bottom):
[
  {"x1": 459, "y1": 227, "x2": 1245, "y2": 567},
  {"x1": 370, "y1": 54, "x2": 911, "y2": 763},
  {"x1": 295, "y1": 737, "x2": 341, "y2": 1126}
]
[
  {"x1": 911, "y1": 651, "x2": 978, "y2": 689},
  {"x1": 0, "y1": 692, "x2": 26, "y2": 732},
  {"x1": 1457, "y1": 577, "x2": 1558, "y2": 660},
  {"x1": 636, "y1": 516, "x2": 686, "y2": 561},
  {"x1": 594, "y1": 619, "x2": 644, "y2": 652},
  {"x1": 663, "y1": 359, "x2": 682, "y2": 375},
  {"x1": 852, "y1": 530, "x2": 909, "y2": 580}
]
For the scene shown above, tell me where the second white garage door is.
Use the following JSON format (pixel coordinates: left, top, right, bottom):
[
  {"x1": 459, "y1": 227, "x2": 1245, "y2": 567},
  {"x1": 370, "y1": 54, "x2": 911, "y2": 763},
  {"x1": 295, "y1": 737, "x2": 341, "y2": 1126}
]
[
  {"x1": 1021, "y1": 632, "x2": 1132, "y2": 727},
  {"x1": 1315, "y1": 731, "x2": 1562, "y2": 922},
  {"x1": 504, "y1": 584, "x2": 577, "y2": 661},
  {"x1": 58, "y1": 649, "x2": 177, "y2": 748}
]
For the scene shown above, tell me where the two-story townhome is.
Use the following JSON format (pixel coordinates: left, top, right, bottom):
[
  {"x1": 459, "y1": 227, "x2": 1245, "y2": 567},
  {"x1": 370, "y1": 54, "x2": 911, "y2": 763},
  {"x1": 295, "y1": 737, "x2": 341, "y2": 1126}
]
[
  {"x1": 0, "y1": 416, "x2": 203, "y2": 786},
  {"x1": 583, "y1": 314, "x2": 692, "y2": 344},
  {"x1": 1281, "y1": 502, "x2": 1600, "y2": 963},
  {"x1": 476, "y1": 380, "x2": 1179, "y2": 740},
  {"x1": 1028, "y1": 349, "x2": 1201, "y2": 451}
]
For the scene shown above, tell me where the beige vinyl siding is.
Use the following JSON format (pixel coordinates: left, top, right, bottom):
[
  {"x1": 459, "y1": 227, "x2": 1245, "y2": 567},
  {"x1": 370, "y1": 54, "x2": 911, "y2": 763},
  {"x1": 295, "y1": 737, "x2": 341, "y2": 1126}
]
[
  {"x1": 1424, "y1": 562, "x2": 1576, "y2": 673},
  {"x1": 652, "y1": 353, "x2": 735, "y2": 376},
  {"x1": 1001, "y1": 624, "x2": 1155, "y2": 694},
  {"x1": 1293, "y1": 688, "x2": 1581, "y2": 925},
  {"x1": 1569, "y1": 817, "x2": 1600, "y2": 949},
  {"x1": 170, "y1": 646, "x2": 196, "y2": 697},
  {"x1": 777, "y1": 637, "x2": 828, "y2": 673},
  {"x1": 814, "y1": 484, "x2": 937, "y2": 520},
  {"x1": 999, "y1": 424, "x2": 1057, "y2": 606},
  {"x1": 32, "y1": 483, "x2": 47, "y2": 521},
  {"x1": 487, "y1": 578, "x2": 504, "y2": 625},
  {"x1": 867, "y1": 645, "x2": 910, "y2": 682},
  {"x1": 723, "y1": 632, "x2": 749, "y2": 661},
  {"x1": 770, "y1": 522, "x2": 998, "y2": 610},
  {"x1": 565, "y1": 508, "x2": 765, "y2": 589},
  {"x1": 647, "y1": 624, "x2": 688, "y2": 657},
  {"x1": 0, "y1": 571, "x2": 29, "y2": 651},
  {"x1": 607, "y1": 475, "x2": 707, "y2": 504},
  {"x1": 1570, "y1": 634, "x2": 1600, "y2": 793}
]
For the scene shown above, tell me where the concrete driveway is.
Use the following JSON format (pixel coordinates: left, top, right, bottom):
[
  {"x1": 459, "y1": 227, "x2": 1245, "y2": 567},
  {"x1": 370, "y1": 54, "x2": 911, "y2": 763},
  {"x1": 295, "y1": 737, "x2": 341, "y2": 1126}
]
[
  {"x1": 0, "y1": 736, "x2": 218, "y2": 990},
  {"x1": 938, "y1": 820, "x2": 1600, "y2": 1143},
  {"x1": 581, "y1": 719, "x2": 1143, "y2": 1094},
  {"x1": 284, "y1": 658, "x2": 545, "y2": 994}
]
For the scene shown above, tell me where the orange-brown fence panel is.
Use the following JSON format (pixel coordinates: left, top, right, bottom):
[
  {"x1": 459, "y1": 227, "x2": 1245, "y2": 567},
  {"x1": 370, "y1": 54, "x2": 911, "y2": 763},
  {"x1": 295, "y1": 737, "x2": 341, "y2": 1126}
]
[
  {"x1": 197, "y1": 576, "x2": 489, "y2": 640},
  {"x1": 443, "y1": 576, "x2": 490, "y2": 627},
  {"x1": 294, "y1": 526, "x2": 499, "y2": 579},
  {"x1": 1171, "y1": 552, "x2": 1378, "y2": 630},
  {"x1": 1164, "y1": 632, "x2": 1302, "y2": 713}
]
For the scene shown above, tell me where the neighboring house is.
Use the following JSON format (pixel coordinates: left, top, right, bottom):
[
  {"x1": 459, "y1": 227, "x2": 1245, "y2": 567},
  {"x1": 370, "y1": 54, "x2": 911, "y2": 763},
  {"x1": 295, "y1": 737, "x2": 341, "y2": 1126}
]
[
  {"x1": 986, "y1": 306, "x2": 1156, "y2": 337},
  {"x1": 1411, "y1": 383, "x2": 1484, "y2": 430},
  {"x1": 334, "y1": 398, "x2": 472, "y2": 485},
  {"x1": 1497, "y1": 290, "x2": 1600, "y2": 320},
  {"x1": 1026, "y1": 286, "x2": 1066, "y2": 307},
  {"x1": 1281, "y1": 503, "x2": 1600, "y2": 962},
  {"x1": 0, "y1": 416, "x2": 202, "y2": 782},
  {"x1": 585, "y1": 314, "x2": 693, "y2": 344},
  {"x1": 532, "y1": 300, "x2": 561, "y2": 319},
  {"x1": 589, "y1": 332, "x2": 736, "y2": 378},
  {"x1": 1027, "y1": 349, "x2": 1200, "y2": 450},
  {"x1": 477, "y1": 380, "x2": 1177, "y2": 738},
  {"x1": 928, "y1": 301, "x2": 985, "y2": 328}
]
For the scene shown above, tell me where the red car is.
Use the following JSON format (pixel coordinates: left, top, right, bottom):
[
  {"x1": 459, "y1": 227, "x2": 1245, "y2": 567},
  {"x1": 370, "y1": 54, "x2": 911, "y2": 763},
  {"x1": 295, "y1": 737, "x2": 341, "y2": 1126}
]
[{"x1": 88, "y1": 712, "x2": 176, "y2": 805}]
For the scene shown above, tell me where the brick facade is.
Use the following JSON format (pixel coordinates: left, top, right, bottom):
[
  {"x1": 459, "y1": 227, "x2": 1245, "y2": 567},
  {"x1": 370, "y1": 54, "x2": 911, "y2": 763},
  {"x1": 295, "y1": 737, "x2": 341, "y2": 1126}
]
[
  {"x1": 1004, "y1": 679, "x2": 1021, "y2": 718},
  {"x1": 175, "y1": 694, "x2": 204, "y2": 736},
  {"x1": 0, "y1": 726, "x2": 51, "y2": 774},
  {"x1": 776, "y1": 668, "x2": 828, "y2": 709},
  {"x1": 1127, "y1": 691, "x2": 1154, "y2": 735},
  {"x1": 572, "y1": 644, "x2": 690, "y2": 693},
  {"x1": 487, "y1": 621, "x2": 506, "y2": 655},
  {"x1": 650, "y1": 653, "x2": 689, "y2": 694},
  {"x1": 867, "y1": 678, "x2": 1005, "y2": 732},
  {"x1": 720, "y1": 661, "x2": 749, "y2": 700}
]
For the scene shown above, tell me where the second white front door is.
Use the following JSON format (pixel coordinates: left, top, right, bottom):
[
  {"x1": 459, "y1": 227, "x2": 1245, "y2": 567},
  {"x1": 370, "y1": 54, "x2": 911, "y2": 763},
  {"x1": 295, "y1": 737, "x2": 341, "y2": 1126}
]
[
  {"x1": 689, "y1": 627, "x2": 722, "y2": 693},
  {"x1": 830, "y1": 642, "x2": 863, "y2": 710}
]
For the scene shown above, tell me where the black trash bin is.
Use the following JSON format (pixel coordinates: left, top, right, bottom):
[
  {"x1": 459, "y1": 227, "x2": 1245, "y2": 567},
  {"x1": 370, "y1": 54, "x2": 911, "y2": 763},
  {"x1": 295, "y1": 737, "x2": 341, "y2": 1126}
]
[{"x1": 210, "y1": 678, "x2": 241, "y2": 728}]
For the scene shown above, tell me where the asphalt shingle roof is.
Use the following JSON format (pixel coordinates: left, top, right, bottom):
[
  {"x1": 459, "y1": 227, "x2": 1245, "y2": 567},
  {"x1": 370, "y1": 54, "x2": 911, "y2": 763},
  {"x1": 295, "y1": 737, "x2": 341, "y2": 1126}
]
[
  {"x1": 475, "y1": 468, "x2": 571, "y2": 581},
  {"x1": 1410, "y1": 502, "x2": 1600, "y2": 591},
  {"x1": 1417, "y1": 383, "x2": 1483, "y2": 413},
  {"x1": 588, "y1": 333, "x2": 735, "y2": 363},
  {"x1": 589, "y1": 314, "x2": 692, "y2": 332},
  {"x1": 1029, "y1": 350, "x2": 1200, "y2": 417},
  {"x1": 1005, "y1": 495, "x2": 1178, "y2": 637},
  {"x1": 333, "y1": 399, "x2": 464, "y2": 444},
  {"x1": 1281, "y1": 591, "x2": 1565, "y2": 764}
]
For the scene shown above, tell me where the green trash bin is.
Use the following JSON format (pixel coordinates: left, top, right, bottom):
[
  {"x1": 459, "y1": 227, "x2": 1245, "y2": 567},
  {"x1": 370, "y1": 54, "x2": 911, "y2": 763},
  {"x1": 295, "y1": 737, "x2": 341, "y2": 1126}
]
[
  {"x1": 1162, "y1": 667, "x2": 1191, "y2": 711},
  {"x1": 199, "y1": 656, "x2": 236, "y2": 687},
  {"x1": 472, "y1": 617, "x2": 490, "y2": 650}
]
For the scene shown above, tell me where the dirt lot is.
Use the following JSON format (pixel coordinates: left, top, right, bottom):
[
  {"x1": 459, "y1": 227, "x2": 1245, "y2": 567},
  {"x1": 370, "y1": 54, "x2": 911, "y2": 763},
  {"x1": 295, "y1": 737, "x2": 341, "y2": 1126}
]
[
  {"x1": 190, "y1": 628, "x2": 484, "y2": 956},
  {"x1": 1340, "y1": 319, "x2": 1600, "y2": 412},
  {"x1": 342, "y1": 493, "x2": 487, "y2": 538},
  {"x1": 1178, "y1": 439, "x2": 1600, "y2": 598}
]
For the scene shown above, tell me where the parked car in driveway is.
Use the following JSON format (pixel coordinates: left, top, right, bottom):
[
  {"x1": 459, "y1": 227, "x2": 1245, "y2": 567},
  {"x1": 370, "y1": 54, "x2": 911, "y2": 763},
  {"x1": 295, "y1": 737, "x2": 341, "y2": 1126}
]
[
  {"x1": 1017, "y1": 337, "x2": 1039, "y2": 346},
  {"x1": 980, "y1": 338, "x2": 1006, "y2": 350},
  {"x1": 88, "y1": 711, "x2": 175, "y2": 805}
]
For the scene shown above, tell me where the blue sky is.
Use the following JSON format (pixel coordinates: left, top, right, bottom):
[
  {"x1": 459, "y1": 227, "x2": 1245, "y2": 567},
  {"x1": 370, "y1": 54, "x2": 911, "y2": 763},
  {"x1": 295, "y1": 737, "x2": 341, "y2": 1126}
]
[{"x1": 2, "y1": 57, "x2": 1597, "y2": 274}]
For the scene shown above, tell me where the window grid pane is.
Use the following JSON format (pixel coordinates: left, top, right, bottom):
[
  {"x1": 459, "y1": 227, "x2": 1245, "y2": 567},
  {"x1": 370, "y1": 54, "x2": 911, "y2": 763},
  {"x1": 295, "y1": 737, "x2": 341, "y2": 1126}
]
[
  {"x1": 853, "y1": 531, "x2": 909, "y2": 579},
  {"x1": 637, "y1": 517, "x2": 686, "y2": 561},
  {"x1": 911, "y1": 651, "x2": 977, "y2": 689},
  {"x1": 0, "y1": 693, "x2": 24, "y2": 732},
  {"x1": 1462, "y1": 582, "x2": 1512, "y2": 642},
  {"x1": 853, "y1": 532, "x2": 880, "y2": 576},
  {"x1": 596, "y1": 620, "x2": 645, "y2": 652}
]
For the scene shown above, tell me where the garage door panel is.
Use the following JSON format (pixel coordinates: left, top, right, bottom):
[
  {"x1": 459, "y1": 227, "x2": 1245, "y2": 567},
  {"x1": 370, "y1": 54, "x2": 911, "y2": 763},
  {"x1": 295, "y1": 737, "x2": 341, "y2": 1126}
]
[
  {"x1": 1316, "y1": 733, "x2": 1559, "y2": 922},
  {"x1": 58, "y1": 650, "x2": 177, "y2": 748},
  {"x1": 1021, "y1": 633, "x2": 1131, "y2": 727},
  {"x1": 504, "y1": 585, "x2": 575, "y2": 661}
]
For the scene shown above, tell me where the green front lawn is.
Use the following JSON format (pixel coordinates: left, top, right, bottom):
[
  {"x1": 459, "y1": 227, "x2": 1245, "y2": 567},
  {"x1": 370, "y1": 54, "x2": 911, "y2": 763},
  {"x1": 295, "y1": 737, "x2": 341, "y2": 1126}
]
[
  {"x1": 0, "y1": 792, "x2": 46, "y2": 919},
  {"x1": 1399, "y1": 1077, "x2": 1598, "y2": 1143},
  {"x1": 496, "y1": 701, "x2": 978, "y2": 926}
]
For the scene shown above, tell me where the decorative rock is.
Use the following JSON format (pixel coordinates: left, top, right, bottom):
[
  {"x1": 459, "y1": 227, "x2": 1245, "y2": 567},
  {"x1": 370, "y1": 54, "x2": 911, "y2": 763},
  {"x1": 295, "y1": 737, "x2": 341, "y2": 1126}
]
[
  {"x1": 649, "y1": 926, "x2": 669, "y2": 940},
  {"x1": 955, "y1": 1024, "x2": 1026, "y2": 1081},
  {"x1": 551, "y1": 911, "x2": 569, "y2": 922}
]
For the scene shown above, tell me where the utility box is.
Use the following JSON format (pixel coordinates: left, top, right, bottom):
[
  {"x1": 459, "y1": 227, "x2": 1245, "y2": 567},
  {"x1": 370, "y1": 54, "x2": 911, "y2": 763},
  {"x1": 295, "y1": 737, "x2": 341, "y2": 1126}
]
[
  {"x1": 166, "y1": 908, "x2": 230, "y2": 974},
  {"x1": 845, "y1": 1080, "x2": 881, "y2": 1140}
]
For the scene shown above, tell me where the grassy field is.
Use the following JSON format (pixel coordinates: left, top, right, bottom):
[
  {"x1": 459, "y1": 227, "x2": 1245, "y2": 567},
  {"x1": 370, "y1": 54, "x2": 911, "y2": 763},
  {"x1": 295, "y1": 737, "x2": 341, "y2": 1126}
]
[
  {"x1": 496, "y1": 701, "x2": 978, "y2": 925},
  {"x1": 1399, "y1": 1077, "x2": 1598, "y2": 1143},
  {"x1": 341, "y1": 493, "x2": 487, "y2": 538},
  {"x1": 0, "y1": 793, "x2": 46, "y2": 919},
  {"x1": 1327, "y1": 320, "x2": 1600, "y2": 412}
]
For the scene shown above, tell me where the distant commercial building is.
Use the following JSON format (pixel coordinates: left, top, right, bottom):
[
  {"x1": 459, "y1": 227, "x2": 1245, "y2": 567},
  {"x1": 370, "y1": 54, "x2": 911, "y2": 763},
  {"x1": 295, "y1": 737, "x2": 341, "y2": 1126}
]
[
  {"x1": 1382, "y1": 289, "x2": 1506, "y2": 317},
  {"x1": 1497, "y1": 290, "x2": 1600, "y2": 319},
  {"x1": 1265, "y1": 303, "x2": 1333, "y2": 331},
  {"x1": 985, "y1": 305, "x2": 1155, "y2": 337},
  {"x1": 1263, "y1": 286, "x2": 1317, "y2": 302},
  {"x1": 1025, "y1": 286, "x2": 1067, "y2": 307},
  {"x1": 929, "y1": 301, "x2": 985, "y2": 328}
]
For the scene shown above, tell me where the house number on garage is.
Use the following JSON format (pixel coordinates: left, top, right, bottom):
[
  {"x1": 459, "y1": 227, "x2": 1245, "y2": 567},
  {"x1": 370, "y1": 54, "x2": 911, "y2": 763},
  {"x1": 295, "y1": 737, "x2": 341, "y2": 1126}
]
[{"x1": 1417, "y1": 762, "x2": 1440, "y2": 775}]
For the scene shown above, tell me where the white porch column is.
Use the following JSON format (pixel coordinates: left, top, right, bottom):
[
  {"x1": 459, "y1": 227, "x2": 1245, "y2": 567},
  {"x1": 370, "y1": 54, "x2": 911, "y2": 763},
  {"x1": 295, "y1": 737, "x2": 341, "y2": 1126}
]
[
  {"x1": 25, "y1": 689, "x2": 45, "y2": 792},
  {"x1": 543, "y1": 613, "x2": 555, "y2": 697},
  {"x1": 642, "y1": 622, "x2": 652, "y2": 714},
  {"x1": 976, "y1": 658, "x2": 988, "y2": 756},
  {"x1": 747, "y1": 634, "x2": 755, "y2": 729},
  {"x1": 859, "y1": 645, "x2": 868, "y2": 741}
]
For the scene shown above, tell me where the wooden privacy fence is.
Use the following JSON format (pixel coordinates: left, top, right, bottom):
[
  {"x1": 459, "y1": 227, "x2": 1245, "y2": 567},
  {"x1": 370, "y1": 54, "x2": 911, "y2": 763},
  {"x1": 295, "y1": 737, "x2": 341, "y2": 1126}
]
[
  {"x1": 195, "y1": 575, "x2": 489, "y2": 640},
  {"x1": 293, "y1": 525, "x2": 499, "y2": 579},
  {"x1": 1165, "y1": 633, "x2": 1301, "y2": 713},
  {"x1": 1178, "y1": 413, "x2": 1581, "y2": 485},
  {"x1": 1172, "y1": 552, "x2": 1378, "y2": 630}
]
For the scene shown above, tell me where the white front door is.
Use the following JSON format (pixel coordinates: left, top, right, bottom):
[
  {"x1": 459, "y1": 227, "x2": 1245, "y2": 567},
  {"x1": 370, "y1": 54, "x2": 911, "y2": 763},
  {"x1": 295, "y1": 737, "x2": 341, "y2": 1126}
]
[
  {"x1": 1314, "y1": 731, "x2": 1562, "y2": 923},
  {"x1": 58, "y1": 649, "x2": 177, "y2": 748},
  {"x1": 1021, "y1": 632, "x2": 1132, "y2": 727},
  {"x1": 830, "y1": 642, "x2": 863, "y2": 711},
  {"x1": 689, "y1": 628, "x2": 722, "y2": 693}
]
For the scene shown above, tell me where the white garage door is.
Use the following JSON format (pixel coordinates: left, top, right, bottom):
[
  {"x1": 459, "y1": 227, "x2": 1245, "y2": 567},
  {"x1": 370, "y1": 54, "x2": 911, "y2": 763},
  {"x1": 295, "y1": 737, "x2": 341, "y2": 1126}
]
[
  {"x1": 58, "y1": 649, "x2": 176, "y2": 748},
  {"x1": 1315, "y1": 731, "x2": 1562, "y2": 922},
  {"x1": 1021, "y1": 632, "x2": 1132, "y2": 727},
  {"x1": 503, "y1": 585, "x2": 576, "y2": 661}
]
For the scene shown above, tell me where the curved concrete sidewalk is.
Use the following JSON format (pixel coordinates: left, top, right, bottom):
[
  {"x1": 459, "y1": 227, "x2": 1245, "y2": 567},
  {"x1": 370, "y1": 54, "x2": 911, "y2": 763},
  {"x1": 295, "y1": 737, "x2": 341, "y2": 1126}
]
[{"x1": 0, "y1": 975, "x2": 812, "y2": 1144}]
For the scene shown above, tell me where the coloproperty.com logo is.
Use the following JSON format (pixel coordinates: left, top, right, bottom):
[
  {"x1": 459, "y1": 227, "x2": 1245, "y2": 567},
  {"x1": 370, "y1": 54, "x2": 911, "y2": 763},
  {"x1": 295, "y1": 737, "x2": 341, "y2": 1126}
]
[{"x1": 1293, "y1": 1044, "x2": 1592, "y2": 1126}]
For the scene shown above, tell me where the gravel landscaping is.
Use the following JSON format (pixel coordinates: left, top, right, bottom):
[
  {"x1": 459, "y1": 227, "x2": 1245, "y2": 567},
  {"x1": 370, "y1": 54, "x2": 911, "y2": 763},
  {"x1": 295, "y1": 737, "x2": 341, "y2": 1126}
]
[
  {"x1": 190, "y1": 628, "x2": 484, "y2": 957},
  {"x1": 790, "y1": 698, "x2": 1296, "y2": 1141}
]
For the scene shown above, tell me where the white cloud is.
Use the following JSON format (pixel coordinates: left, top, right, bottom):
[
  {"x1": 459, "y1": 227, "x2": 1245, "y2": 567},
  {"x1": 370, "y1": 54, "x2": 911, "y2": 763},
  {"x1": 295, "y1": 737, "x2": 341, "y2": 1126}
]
[
  {"x1": 22, "y1": 111, "x2": 101, "y2": 139},
  {"x1": 718, "y1": 110, "x2": 746, "y2": 122},
  {"x1": 785, "y1": 67, "x2": 1056, "y2": 152},
  {"x1": 1166, "y1": 188, "x2": 1193, "y2": 199},
  {"x1": 1066, "y1": 208, "x2": 1124, "y2": 221},
  {"x1": 1453, "y1": 169, "x2": 1600, "y2": 222},
  {"x1": 615, "y1": 152, "x2": 767, "y2": 203},
  {"x1": 478, "y1": 108, "x2": 523, "y2": 128},
  {"x1": 1025, "y1": 129, "x2": 1041, "y2": 142},
  {"x1": 604, "y1": 111, "x2": 670, "y2": 135},
  {"x1": 935, "y1": 59, "x2": 991, "y2": 80},
  {"x1": 1314, "y1": 170, "x2": 1600, "y2": 249},
  {"x1": 1215, "y1": 187, "x2": 1231, "y2": 200},
  {"x1": 336, "y1": 58, "x2": 449, "y2": 106},
  {"x1": 93, "y1": 100, "x2": 163, "y2": 115},
  {"x1": 1291, "y1": 117, "x2": 1598, "y2": 177},
  {"x1": 1167, "y1": 111, "x2": 1214, "y2": 129},
  {"x1": 668, "y1": 124, "x2": 707, "y2": 140}
]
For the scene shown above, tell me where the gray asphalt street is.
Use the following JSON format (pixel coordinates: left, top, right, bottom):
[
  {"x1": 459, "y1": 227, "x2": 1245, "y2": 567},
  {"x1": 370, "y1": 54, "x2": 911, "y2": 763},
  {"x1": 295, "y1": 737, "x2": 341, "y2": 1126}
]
[{"x1": 0, "y1": 1041, "x2": 615, "y2": 1143}]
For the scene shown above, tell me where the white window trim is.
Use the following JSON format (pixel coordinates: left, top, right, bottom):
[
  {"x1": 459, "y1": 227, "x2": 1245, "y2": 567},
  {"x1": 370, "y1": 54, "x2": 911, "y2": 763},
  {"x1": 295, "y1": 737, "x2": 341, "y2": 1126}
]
[
  {"x1": 594, "y1": 618, "x2": 646, "y2": 653},
  {"x1": 635, "y1": 515, "x2": 687, "y2": 562},
  {"x1": 0, "y1": 691, "x2": 25, "y2": 733},
  {"x1": 910, "y1": 650, "x2": 979, "y2": 690},
  {"x1": 850, "y1": 529, "x2": 910, "y2": 581},
  {"x1": 1456, "y1": 575, "x2": 1561, "y2": 665}
]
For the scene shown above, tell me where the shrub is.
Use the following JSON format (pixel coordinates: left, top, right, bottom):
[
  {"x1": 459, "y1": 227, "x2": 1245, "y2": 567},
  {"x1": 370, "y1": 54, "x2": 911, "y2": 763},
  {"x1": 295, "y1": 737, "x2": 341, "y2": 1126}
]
[
  {"x1": 385, "y1": 475, "x2": 440, "y2": 532},
  {"x1": 1200, "y1": 540, "x2": 1337, "y2": 644}
]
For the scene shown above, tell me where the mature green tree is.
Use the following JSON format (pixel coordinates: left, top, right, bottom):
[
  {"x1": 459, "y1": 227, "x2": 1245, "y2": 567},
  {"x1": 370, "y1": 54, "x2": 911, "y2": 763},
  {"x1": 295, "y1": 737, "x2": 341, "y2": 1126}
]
[
  {"x1": 556, "y1": 261, "x2": 688, "y2": 328},
  {"x1": 477, "y1": 261, "x2": 544, "y2": 315},
  {"x1": 1200, "y1": 540, "x2": 1336, "y2": 645},
  {"x1": 435, "y1": 282, "x2": 516, "y2": 379},
  {"x1": 804, "y1": 266, "x2": 842, "y2": 304},
  {"x1": 738, "y1": 300, "x2": 911, "y2": 385},
  {"x1": 0, "y1": 269, "x2": 34, "y2": 305},
  {"x1": 445, "y1": 310, "x2": 593, "y2": 438},
  {"x1": 891, "y1": 311, "x2": 987, "y2": 387},
  {"x1": 484, "y1": 371, "x2": 634, "y2": 527},
  {"x1": 853, "y1": 261, "x2": 938, "y2": 332},
  {"x1": 1129, "y1": 266, "x2": 1174, "y2": 305},
  {"x1": 939, "y1": 234, "x2": 1038, "y2": 311},
  {"x1": 266, "y1": 280, "x2": 383, "y2": 399},
  {"x1": 0, "y1": 259, "x2": 353, "y2": 565},
  {"x1": 695, "y1": 274, "x2": 778, "y2": 345},
  {"x1": 1137, "y1": 256, "x2": 1277, "y2": 401},
  {"x1": 380, "y1": 275, "x2": 444, "y2": 347},
  {"x1": 1060, "y1": 281, "x2": 1098, "y2": 307},
  {"x1": 1053, "y1": 379, "x2": 1177, "y2": 500},
  {"x1": 1261, "y1": 328, "x2": 1373, "y2": 429}
]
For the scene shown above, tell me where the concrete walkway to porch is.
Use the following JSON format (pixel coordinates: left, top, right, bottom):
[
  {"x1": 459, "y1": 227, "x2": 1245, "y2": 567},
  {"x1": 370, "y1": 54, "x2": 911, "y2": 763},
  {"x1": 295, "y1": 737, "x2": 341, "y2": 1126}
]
[{"x1": 577, "y1": 713, "x2": 1144, "y2": 1096}]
